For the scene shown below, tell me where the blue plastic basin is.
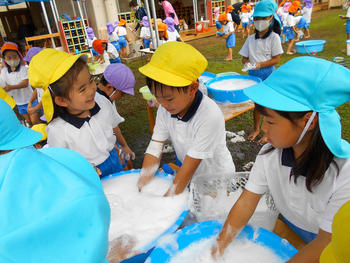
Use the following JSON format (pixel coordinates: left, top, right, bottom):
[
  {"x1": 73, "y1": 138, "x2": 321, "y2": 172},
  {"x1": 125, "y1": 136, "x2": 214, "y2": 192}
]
[
  {"x1": 146, "y1": 221, "x2": 298, "y2": 263},
  {"x1": 295, "y1": 40, "x2": 326, "y2": 54},
  {"x1": 102, "y1": 169, "x2": 188, "y2": 263},
  {"x1": 206, "y1": 75, "x2": 261, "y2": 103},
  {"x1": 198, "y1": 72, "x2": 216, "y2": 85}
]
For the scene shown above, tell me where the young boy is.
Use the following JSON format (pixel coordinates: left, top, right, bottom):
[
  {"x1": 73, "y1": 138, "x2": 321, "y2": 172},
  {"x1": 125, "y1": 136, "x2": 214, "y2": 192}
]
[
  {"x1": 218, "y1": 13, "x2": 235, "y2": 61},
  {"x1": 92, "y1": 39, "x2": 121, "y2": 64},
  {"x1": 137, "y1": 42, "x2": 235, "y2": 219}
]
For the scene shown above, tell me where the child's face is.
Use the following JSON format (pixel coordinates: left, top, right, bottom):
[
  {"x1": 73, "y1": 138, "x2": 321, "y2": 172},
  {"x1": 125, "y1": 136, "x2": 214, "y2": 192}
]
[
  {"x1": 98, "y1": 82, "x2": 114, "y2": 96},
  {"x1": 261, "y1": 108, "x2": 306, "y2": 149},
  {"x1": 151, "y1": 83, "x2": 197, "y2": 117},
  {"x1": 56, "y1": 67, "x2": 97, "y2": 116},
  {"x1": 159, "y1": 31, "x2": 165, "y2": 38}
]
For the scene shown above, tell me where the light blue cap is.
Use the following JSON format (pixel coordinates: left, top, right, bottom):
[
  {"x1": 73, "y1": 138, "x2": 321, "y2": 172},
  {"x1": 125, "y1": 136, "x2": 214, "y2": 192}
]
[
  {"x1": 252, "y1": 0, "x2": 281, "y2": 26},
  {"x1": 0, "y1": 99, "x2": 42, "y2": 150},
  {"x1": 0, "y1": 147, "x2": 110, "y2": 263},
  {"x1": 244, "y1": 56, "x2": 350, "y2": 158}
]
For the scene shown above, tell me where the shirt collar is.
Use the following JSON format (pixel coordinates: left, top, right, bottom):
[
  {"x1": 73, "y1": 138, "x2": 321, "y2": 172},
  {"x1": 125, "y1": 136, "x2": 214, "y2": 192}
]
[
  {"x1": 281, "y1": 147, "x2": 295, "y2": 167},
  {"x1": 7, "y1": 64, "x2": 21, "y2": 73},
  {"x1": 255, "y1": 28, "x2": 272, "y2": 39},
  {"x1": 171, "y1": 90, "x2": 203, "y2": 122},
  {"x1": 60, "y1": 102, "x2": 101, "y2": 129}
]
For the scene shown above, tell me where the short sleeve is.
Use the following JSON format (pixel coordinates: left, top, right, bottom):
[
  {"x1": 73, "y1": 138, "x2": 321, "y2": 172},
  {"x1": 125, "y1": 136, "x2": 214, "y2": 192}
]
[
  {"x1": 95, "y1": 93, "x2": 121, "y2": 128},
  {"x1": 244, "y1": 146, "x2": 270, "y2": 194},
  {"x1": 111, "y1": 101, "x2": 125, "y2": 126},
  {"x1": 319, "y1": 161, "x2": 350, "y2": 233},
  {"x1": 271, "y1": 34, "x2": 284, "y2": 57},
  {"x1": 151, "y1": 106, "x2": 170, "y2": 142},
  {"x1": 239, "y1": 38, "x2": 249, "y2": 58},
  {"x1": 0, "y1": 69, "x2": 6, "y2": 87}
]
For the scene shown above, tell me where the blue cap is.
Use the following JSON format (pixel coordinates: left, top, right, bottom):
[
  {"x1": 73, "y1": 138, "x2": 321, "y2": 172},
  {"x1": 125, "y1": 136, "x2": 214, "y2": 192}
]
[
  {"x1": 244, "y1": 56, "x2": 350, "y2": 158},
  {"x1": 0, "y1": 147, "x2": 110, "y2": 262},
  {"x1": 0, "y1": 99, "x2": 42, "y2": 150},
  {"x1": 252, "y1": 0, "x2": 281, "y2": 26}
]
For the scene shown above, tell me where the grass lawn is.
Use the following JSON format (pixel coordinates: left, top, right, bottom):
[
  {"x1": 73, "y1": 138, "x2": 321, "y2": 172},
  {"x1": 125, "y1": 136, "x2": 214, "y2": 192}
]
[{"x1": 118, "y1": 8, "x2": 350, "y2": 168}]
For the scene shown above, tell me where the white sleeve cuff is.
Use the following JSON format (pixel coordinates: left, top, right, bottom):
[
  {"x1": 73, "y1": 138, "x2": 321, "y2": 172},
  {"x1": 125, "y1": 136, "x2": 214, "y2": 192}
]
[
  {"x1": 187, "y1": 149, "x2": 213, "y2": 160},
  {"x1": 244, "y1": 181, "x2": 268, "y2": 195},
  {"x1": 319, "y1": 219, "x2": 332, "y2": 234}
]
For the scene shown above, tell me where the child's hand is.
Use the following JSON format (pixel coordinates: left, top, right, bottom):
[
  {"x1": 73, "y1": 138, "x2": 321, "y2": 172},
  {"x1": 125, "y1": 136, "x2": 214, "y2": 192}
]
[
  {"x1": 27, "y1": 103, "x2": 35, "y2": 115},
  {"x1": 4, "y1": 85, "x2": 11, "y2": 92},
  {"x1": 122, "y1": 146, "x2": 135, "y2": 161},
  {"x1": 211, "y1": 243, "x2": 223, "y2": 259},
  {"x1": 107, "y1": 234, "x2": 137, "y2": 263},
  {"x1": 137, "y1": 175, "x2": 153, "y2": 192},
  {"x1": 255, "y1": 62, "x2": 261, "y2": 70}
]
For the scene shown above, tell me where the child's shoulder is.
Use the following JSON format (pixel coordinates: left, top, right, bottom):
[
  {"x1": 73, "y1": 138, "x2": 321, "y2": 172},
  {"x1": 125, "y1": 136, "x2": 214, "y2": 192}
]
[{"x1": 196, "y1": 95, "x2": 223, "y2": 121}]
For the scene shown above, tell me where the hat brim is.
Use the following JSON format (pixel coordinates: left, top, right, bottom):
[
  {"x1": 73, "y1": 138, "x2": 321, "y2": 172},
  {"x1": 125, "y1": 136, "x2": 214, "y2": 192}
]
[
  {"x1": 319, "y1": 244, "x2": 337, "y2": 263},
  {"x1": 139, "y1": 63, "x2": 192, "y2": 87},
  {"x1": 0, "y1": 126, "x2": 42, "y2": 150},
  {"x1": 243, "y1": 82, "x2": 311, "y2": 112}
]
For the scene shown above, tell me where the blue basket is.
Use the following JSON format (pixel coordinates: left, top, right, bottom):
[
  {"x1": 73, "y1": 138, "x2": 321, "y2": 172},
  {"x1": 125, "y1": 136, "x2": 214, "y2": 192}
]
[
  {"x1": 206, "y1": 75, "x2": 261, "y2": 103},
  {"x1": 102, "y1": 169, "x2": 188, "y2": 263},
  {"x1": 295, "y1": 40, "x2": 326, "y2": 54},
  {"x1": 146, "y1": 221, "x2": 298, "y2": 263}
]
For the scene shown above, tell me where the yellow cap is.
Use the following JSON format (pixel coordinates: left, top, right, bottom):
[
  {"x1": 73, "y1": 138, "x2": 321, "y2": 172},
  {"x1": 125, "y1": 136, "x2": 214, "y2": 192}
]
[
  {"x1": 139, "y1": 42, "x2": 207, "y2": 87},
  {"x1": 28, "y1": 49, "x2": 87, "y2": 122},
  {"x1": 320, "y1": 201, "x2": 350, "y2": 263},
  {"x1": 31, "y1": 123, "x2": 48, "y2": 141},
  {"x1": 0, "y1": 87, "x2": 16, "y2": 109}
]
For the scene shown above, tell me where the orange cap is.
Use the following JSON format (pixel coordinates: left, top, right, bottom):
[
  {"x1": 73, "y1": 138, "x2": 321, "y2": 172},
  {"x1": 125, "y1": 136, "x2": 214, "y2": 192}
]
[
  {"x1": 92, "y1": 39, "x2": 107, "y2": 55},
  {"x1": 292, "y1": 0, "x2": 301, "y2": 8},
  {"x1": 218, "y1": 13, "x2": 228, "y2": 21},
  {"x1": 241, "y1": 4, "x2": 248, "y2": 13},
  {"x1": 288, "y1": 5, "x2": 297, "y2": 13},
  {"x1": 1, "y1": 42, "x2": 21, "y2": 57},
  {"x1": 226, "y1": 5, "x2": 234, "y2": 12},
  {"x1": 158, "y1": 23, "x2": 168, "y2": 40},
  {"x1": 118, "y1": 19, "x2": 127, "y2": 26},
  {"x1": 246, "y1": 5, "x2": 252, "y2": 11}
]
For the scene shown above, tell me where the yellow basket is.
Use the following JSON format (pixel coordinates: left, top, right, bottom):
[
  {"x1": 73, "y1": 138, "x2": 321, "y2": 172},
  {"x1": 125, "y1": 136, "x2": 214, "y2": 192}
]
[{"x1": 139, "y1": 86, "x2": 156, "y2": 100}]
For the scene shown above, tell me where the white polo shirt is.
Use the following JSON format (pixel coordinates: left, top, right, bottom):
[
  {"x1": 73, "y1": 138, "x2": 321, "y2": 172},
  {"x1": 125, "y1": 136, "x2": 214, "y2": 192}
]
[
  {"x1": 140, "y1": 27, "x2": 151, "y2": 39},
  {"x1": 239, "y1": 31, "x2": 284, "y2": 64},
  {"x1": 167, "y1": 30, "x2": 180, "y2": 41},
  {"x1": 152, "y1": 92, "x2": 235, "y2": 183},
  {"x1": 118, "y1": 27, "x2": 127, "y2": 37},
  {"x1": 286, "y1": 13, "x2": 297, "y2": 27},
  {"x1": 106, "y1": 43, "x2": 119, "y2": 59},
  {"x1": 223, "y1": 21, "x2": 234, "y2": 35},
  {"x1": 245, "y1": 145, "x2": 350, "y2": 234},
  {"x1": 47, "y1": 92, "x2": 124, "y2": 166},
  {"x1": 240, "y1": 12, "x2": 251, "y2": 23},
  {"x1": 0, "y1": 65, "x2": 33, "y2": 105},
  {"x1": 108, "y1": 30, "x2": 119, "y2": 42},
  {"x1": 302, "y1": 7, "x2": 312, "y2": 23}
]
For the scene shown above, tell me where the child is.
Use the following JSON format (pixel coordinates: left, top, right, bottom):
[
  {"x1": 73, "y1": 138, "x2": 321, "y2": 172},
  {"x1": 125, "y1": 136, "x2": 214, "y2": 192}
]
[
  {"x1": 28, "y1": 49, "x2": 128, "y2": 177},
  {"x1": 117, "y1": 19, "x2": 129, "y2": 58},
  {"x1": 107, "y1": 22, "x2": 120, "y2": 52},
  {"x1": 226, "y1": 5, "x2": 234, "y2": 22},
  {"x1": 140, "y1": 16, "x2": 152, "y2": 49},
  {"x1": 137, "y1": 42, "x2": 235, "y2": 220},
  {"x1": 159, "y1": 0, "x2": 180, "y2": 32},
  {"x1": 86, "y1": 27, "x2": 99, "y2": 56},
  {"x1": 163, "y1": 17, "x2": 183, "y2": 42},
  {"x1": 157, "y1": 22, "x2": 169, "y2": 45},
  {"x1": 339, "y1": 0, "x2": 350, "y2": 41},
  {"x1": 285, "y1": 4, "x2": 299, "y2": 54},
  {"x1": 24, "y1": 47, "x2": 44, "y2": 124},
  {"x1": 240, "y1": 0, "x2": 283, "y2": 143},
  {"x1": 93, "y1": 39, "x2": 121, "y2": 64},
  {"x1": 0, "y1": 42, "x2": 39, "y2": 127},
  {"x1": 212, "y1": 56, "x2": 350, "y2": 262},
  {"x1": 240, "y1": 5, "x2": 251, "y2": 38},
  {"x1": 218, "y1": 13, "x2": 235, "y2": 61},
  {"x1": 301, "y1": 2, "x2": 312, "y2": 39}
]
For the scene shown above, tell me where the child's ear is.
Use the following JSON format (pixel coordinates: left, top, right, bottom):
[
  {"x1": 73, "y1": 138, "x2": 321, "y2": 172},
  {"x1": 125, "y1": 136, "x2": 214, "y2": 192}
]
[
  {"x1": 188, "y1": 82, "x2": 199, "y2": 96},
  {"x1": 54, "y1": 96, "x2": 68, "y2": 107},
  {"x1": 304, "y1": 112, "x2": 318, "y2": 131}
]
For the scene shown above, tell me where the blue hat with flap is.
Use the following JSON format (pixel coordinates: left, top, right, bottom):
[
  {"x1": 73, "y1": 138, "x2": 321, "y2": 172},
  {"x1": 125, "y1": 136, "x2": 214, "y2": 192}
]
[
  {"x1": 244, "y1": 56, "x2": 350, "y2": 158},
  {"x1": 253, "y1": 0, "x2": 282, "y2": 26}
]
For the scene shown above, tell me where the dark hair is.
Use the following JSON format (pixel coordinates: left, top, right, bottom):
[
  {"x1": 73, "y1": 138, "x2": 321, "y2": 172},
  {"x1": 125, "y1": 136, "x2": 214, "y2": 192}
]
[
  {"x1": 170, "y1": 13, "x2": 175, "y2": 19},
  {"x1": 146, "y1": 76, "x2": 189, "y2": 95},
  {"x1": 49, "y1": 58, "x2": 88, "y2": 119},
  {"x1": 129, "y1": 0, "x2": 138, "y2": 7},
  {"x1": 100, "y1": 75, "x2": 109, "y2": 87},
  {"x1": 256, "y1": 104, "x2": 338, "y2": 192}
]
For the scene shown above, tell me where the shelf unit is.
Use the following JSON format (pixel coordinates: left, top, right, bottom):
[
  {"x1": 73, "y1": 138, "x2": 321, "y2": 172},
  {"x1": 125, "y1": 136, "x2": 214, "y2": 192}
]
[
  {"x1": 59, "y1": 18, "x2": 89, "y2": 54},
  {"x1": 206, "y1": 0, "x2": 226, "y2": 27},
  {"x1": 118, "y1": 12, "x2": 136, "y2": 23}
]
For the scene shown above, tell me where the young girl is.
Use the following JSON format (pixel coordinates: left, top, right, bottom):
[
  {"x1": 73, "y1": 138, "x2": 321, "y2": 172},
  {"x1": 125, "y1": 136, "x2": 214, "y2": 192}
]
[
  {"x1": 163, "y1": 17, "x2": 183, "y2": 42},
  {"x1": 93, "y1": 39, "x2": 120, "y2": 64},
  {"x1": 0, "y1": 42, "x2": 39, "y2": 126},
  {"x1": 140, "y1": 16, "x2": 152, "y2": 49},
  {"x1": 28, "y1": 49, "x2": 128, "y2": 177},
  {"x1": 239, "y1": 0, "x2": 283, "y2": 142},
  {"x1": 212, "y1": 56, "x2": 350, "y2": 262},
  {"x1": 117, "y1": 19, "x2": 129, "y2": 58},
  {"x1": 157, "y1": 22, "x2": 169, "y2": 46},
  {"x1": 240, "y1": 5, "x2": 251, "y2": 38},
  {"x1": 218, "y1": 13, "x2": 235, "y2": 61},
  {"x1": 86, "y1": 27, "x2": 98, "y2": 56},
  {"x1": 226, "y1": 5, "x2": 234, "y2": 22},
  {"x1": 107, "y1": 22, "x2": 120, "y2": 52},
  {"x1": 285, "y1": 4, "x2": 299, "y2": 54}
]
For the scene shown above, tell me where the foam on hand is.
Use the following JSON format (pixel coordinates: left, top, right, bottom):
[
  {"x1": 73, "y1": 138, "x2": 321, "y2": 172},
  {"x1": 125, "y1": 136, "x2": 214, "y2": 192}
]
[
  {"x1": 102, "y1": 173, "x2": 188, "y2": 251},
  {"x1": 209, "y1": 79, "x2": 258, "y2": 91}
]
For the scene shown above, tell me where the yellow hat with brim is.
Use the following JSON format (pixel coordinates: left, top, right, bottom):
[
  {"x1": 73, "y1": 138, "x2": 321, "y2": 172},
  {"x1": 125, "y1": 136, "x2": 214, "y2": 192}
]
[
  {"x1": 139, "y1": 41, "x2": 207, "y2": 87},
  {"x1": 28, "y1": 49, "x2": 87, "y2": 122},
  {"x1": 320, "y1": 201, "x2": 350, "y2": 263},
  {"x1": 0, "y1": 87, "x2": 16, "y2": 109},
  {"x1": 31, "y1": 123, "x2": 48, "y2": 141}
]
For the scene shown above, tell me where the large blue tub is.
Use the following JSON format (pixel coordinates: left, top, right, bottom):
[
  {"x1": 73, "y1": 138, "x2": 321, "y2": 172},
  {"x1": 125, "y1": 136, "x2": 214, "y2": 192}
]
[{"x1": 296, "y1": 40, "x2": 326, "y2": 54}]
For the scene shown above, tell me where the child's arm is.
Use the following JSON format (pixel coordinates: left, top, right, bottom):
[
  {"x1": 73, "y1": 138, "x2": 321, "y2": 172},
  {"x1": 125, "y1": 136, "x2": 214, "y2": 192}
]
[
  {"x1": 4, "y1": 79, "x2": 28, "y2": 92},
  {"x1": 286, "y1": 230, "x2": 331, "y2": 263},
  {"x1": 113, "y1": 126, "x2": 135, "y2": 159},
  {"x1": 211, "y1": 189, "x2": 262, "y2": 258},
  {"x1": 224, "y1": 31, "x2": 233, "y2": 39},
  {"x1": 256, "y1": 54, "x2": 281, "y2": 69},
  {"x1": 164, "y1": 155, "x2": 202, "y2": 196},
  {"x1": 27, "y1": 89, "x2": 38, "y2": 115}
]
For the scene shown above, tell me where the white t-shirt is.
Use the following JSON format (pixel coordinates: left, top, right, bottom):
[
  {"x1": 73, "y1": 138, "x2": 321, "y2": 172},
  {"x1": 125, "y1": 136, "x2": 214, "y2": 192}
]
[
  {"x1": 108, "y1": 30, "x2": 119, "y2": 42},
  {"x1": 47, "y1": 92, "x2": 124, "y2": 166},
  {"x1": 118, "y1": 27, "x2": 127, "y2": 37},
  {"x1": 240, "y1": 12, "x2": 251, "y2": 23},
  {"x1": 140, "y1": 27, "x2": 151, "y2": 39},
  {"x1": 239, "y1": 31, "x2": 284, "y2": 64},
  {"x1": 0, "y1": 65, "x2": 33, "y2": 105},
  {"x1": 227, "y1": 12, "x2": 233, "y2": 22},
  {"x1": 223, "y1": 21, "x2": 234, "y2": 35},
  {"x1": 167, "y1": 30, "x2": 180, "y2": 41},
  {"x1": 245, "y1": 145, "x2": 350, "y2": 234},
  {"x1": 106, "y1": 43, "x2": 119, "y2": 59},
  {"x1": 36, "y1": 88, "x2": 44, "y2": 102},
  {"x1": 280, "y1": 12, "x2": 289, "y2": 27},
  {"x1": 152, "y1": 94, "x2": 235, "y2": 183},
  {"x1": 302, "y1": 7, "x2": 313, "y2": 23},
  {"x1": 293, "y1": 15, "x2": 303, "y2": 27},
  {"x1": 286, "y1": 13, "x2": 297, "y2": 27}
]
